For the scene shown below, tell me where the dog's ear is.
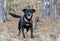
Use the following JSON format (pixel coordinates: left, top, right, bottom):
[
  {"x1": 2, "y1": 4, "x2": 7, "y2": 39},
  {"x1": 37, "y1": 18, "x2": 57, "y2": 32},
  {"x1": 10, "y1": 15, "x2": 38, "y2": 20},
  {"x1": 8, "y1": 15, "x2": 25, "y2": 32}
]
[
  {"x1": 23, "y1": 9, "x2": 26, "y2": 13},
  {"x1": 31, "y1": 9, "x2": 36, "y2": 13}
]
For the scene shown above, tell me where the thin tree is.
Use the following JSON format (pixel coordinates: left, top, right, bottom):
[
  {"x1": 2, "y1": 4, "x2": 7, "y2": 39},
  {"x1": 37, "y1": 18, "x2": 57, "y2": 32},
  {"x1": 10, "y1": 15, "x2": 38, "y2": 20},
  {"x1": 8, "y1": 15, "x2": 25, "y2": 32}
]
[{"x1": 0, "y1": 0, "x2": 7, "y2": 23}]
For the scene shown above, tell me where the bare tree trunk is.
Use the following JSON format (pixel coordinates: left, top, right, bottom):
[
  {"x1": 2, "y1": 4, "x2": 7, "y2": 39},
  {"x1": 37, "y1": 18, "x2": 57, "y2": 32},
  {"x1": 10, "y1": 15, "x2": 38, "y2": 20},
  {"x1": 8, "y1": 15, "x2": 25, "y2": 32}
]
[
  {"x1": 41, "y1": 0, "x2": 57, "y2": 19},
  {"x1": 0, "y1": 0, "x2": 6, "y2": 23}
]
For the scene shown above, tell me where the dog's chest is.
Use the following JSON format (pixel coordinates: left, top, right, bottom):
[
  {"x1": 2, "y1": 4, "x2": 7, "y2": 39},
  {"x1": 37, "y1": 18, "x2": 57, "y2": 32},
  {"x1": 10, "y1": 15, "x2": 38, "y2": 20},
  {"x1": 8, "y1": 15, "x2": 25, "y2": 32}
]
[
  {"x1": 24, "y1": 21, "x2": 31, "y2": 26},
  {"x1": 21, "y1": 16, "x2": 32, "y2": 27},
  {"x1": 23, "y1": 21, "x2": 32, "y2": 27},
  {"x1": 26, "y1": 23, "x2": 30, "y2": 26},
  {"x1": 24, "y1": 22, "x2": 30, "y2": 26}
]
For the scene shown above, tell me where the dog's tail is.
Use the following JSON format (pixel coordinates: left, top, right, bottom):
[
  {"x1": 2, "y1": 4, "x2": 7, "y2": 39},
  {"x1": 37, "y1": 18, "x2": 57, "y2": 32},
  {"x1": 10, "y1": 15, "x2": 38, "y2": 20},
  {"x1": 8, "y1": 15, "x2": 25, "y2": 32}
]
[{"x1": 9, "y1": 13, "x2": 21, "y2": 18}]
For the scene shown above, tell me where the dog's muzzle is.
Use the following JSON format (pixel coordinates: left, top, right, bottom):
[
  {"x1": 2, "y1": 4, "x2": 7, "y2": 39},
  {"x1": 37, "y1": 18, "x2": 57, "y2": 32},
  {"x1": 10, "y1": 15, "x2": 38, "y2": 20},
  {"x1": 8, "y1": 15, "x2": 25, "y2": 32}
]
[{"x1": 27, "y1": 15, "x2": 31, "y2": 19}]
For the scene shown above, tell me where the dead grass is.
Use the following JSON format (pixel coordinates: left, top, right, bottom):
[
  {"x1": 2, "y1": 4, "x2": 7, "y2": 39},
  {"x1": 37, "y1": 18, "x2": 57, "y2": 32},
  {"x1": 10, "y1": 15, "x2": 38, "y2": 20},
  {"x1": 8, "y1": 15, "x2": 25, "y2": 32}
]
[{"x1": 0, "y1": 16, "x2": 60, "y2": 41}]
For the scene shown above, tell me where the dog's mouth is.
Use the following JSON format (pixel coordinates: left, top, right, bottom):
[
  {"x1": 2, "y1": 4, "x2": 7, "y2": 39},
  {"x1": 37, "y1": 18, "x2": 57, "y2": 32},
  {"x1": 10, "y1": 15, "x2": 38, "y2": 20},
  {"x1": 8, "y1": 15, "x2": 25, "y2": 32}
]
[
  {"x1": 28, "y1": 16, "x2": 31, "y2": 18},
  {"x1": 27, "y1": 15, "x2": 31, "y2": 19}
]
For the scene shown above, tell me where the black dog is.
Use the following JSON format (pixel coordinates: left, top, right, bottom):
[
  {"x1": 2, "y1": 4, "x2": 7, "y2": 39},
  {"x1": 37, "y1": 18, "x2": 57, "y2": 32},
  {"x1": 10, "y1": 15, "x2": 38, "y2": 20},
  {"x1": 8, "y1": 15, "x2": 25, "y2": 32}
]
[{"x1": 9, "y1": 8, "x2": 35, "y2": 38}]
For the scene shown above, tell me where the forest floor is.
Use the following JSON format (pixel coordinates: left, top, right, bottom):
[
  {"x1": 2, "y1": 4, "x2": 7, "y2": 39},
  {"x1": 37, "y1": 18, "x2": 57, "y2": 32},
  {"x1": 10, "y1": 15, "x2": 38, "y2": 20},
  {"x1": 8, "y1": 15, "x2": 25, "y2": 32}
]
[{"x1": 0, "y1": 14, "x2": 60, "y2": 41}]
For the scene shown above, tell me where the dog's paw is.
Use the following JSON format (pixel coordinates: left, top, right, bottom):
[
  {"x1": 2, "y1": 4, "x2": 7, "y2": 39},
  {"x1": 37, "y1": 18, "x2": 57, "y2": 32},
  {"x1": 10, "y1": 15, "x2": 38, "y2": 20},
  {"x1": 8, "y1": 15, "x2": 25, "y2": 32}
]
[
  {"x1": 17, "y1": 31, "x2": 21, "y2": 36},
  {"x1": 23, "y1": 36, "x2": 25, "y2": 38},
  {"x1": 17, "y1": 33, "x2": 20, "y2": 36}
]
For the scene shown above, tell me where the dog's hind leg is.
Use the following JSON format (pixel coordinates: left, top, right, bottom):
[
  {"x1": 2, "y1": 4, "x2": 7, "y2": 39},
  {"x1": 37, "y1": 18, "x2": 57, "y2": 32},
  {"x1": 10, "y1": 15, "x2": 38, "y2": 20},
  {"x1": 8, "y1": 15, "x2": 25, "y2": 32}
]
[
  {"x1": 17, "y1": 22, "x2": 21, "y2": 36},
  {"x1": 17, "y1": 28, "x2": 21, "y2": 36},
  {"x1": 26, "y1": 28, "x2": 29, "y2": 34},
  {"x1": 26, "y1": 28, "x2": 29, "y2": 32}
]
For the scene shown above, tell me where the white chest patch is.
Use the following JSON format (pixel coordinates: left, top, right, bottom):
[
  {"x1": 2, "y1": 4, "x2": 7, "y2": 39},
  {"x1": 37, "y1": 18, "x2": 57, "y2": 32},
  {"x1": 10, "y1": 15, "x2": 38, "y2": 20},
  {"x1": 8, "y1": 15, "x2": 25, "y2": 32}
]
[{"x1": 26, "y1": 24, "x2": 29, "y2": 26}]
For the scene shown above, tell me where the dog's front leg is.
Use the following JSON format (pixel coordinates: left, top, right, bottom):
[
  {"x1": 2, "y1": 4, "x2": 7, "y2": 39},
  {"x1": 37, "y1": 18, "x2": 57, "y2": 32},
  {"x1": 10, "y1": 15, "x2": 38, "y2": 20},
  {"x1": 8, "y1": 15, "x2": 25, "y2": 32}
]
[
  {"x1": 21, "y1": 25, "x2": 25, "y2": 38},
  {"x1": 30, "y1": 24, "x2": 33, "y2": 38}
]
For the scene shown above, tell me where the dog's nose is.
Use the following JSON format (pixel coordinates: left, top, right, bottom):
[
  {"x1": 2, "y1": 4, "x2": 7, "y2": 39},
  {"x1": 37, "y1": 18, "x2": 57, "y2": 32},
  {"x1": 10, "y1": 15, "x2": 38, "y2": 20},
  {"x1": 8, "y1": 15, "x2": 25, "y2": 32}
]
[{"x1": 28, "y1": 14, "x2": 30, "y2": 16}]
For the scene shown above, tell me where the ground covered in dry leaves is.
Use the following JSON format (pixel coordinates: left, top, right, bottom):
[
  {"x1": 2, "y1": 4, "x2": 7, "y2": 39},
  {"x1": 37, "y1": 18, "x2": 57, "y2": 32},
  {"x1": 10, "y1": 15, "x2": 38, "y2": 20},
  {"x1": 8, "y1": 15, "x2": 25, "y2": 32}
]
[{"x1": 0, "y1": 15, "x2": 60, "y2": 41}]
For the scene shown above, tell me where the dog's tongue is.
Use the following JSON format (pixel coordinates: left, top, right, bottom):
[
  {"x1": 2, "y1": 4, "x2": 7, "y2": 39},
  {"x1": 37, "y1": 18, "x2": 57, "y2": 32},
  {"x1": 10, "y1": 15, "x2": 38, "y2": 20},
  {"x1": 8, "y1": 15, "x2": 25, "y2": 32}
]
[
  {"x1": 28, "y1": 16, "x2": 31, "y2": 18},
  {"x1": 27, "y1": 15, "x2": 31, "y2": 19}
]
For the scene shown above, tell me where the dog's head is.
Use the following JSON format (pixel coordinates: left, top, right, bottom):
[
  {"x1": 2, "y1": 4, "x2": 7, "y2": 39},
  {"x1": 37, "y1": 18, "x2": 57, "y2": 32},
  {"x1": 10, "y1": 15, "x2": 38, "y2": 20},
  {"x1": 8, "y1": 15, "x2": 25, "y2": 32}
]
[{"x1": 23, "y1": 9, "x2": 35, "y2": 21}]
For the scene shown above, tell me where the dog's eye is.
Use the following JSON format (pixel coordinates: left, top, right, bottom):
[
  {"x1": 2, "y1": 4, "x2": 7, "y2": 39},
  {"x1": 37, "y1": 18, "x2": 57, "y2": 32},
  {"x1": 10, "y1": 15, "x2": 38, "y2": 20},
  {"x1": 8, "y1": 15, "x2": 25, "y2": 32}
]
[
  {"x1": 31, "y1": 9, "x2": 36, "y2": 13},
  {"x1": 25, "y1": 10, "x2": 28, "y2": 13},
  {"x1": 30, "y1": 10, "x2": 32, "y2": 13}
]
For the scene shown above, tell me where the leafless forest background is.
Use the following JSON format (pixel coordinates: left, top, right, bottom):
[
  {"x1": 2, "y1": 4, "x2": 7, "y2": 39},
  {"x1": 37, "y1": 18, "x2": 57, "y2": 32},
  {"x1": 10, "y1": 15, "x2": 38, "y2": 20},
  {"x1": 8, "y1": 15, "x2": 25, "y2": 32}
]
[{"x1": 0, "y1": 0, "x2": 60, "y2": 41}]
